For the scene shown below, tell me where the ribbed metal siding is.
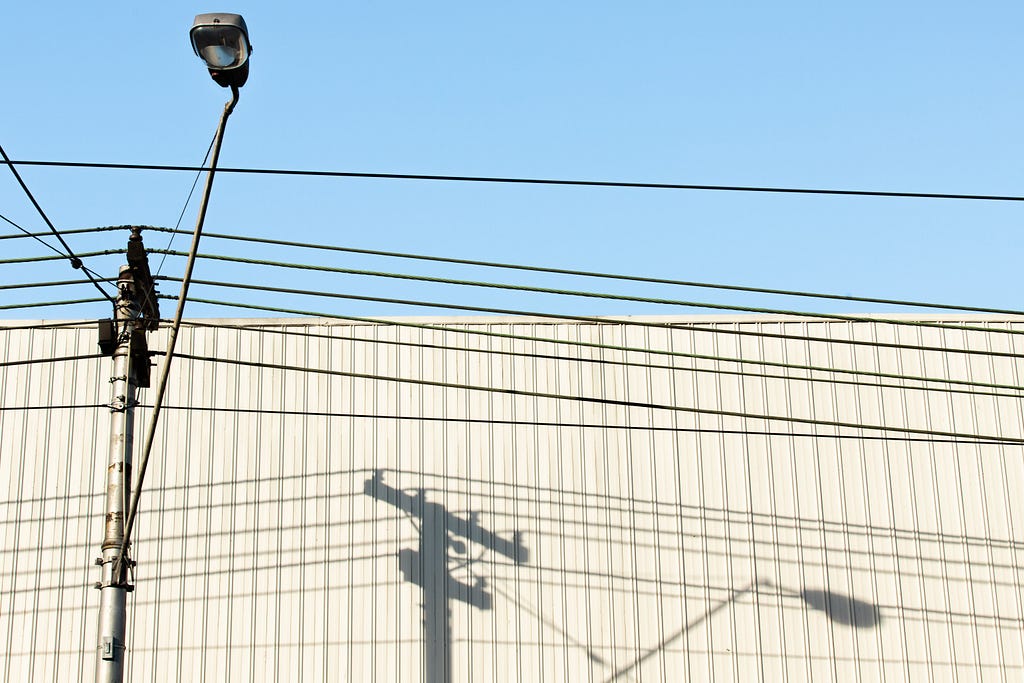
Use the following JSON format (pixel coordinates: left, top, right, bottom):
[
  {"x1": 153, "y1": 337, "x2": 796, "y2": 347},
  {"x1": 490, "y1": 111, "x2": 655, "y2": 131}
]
[{"x1": 1, "y1": 316, "x2": 1022, "y2": 681}]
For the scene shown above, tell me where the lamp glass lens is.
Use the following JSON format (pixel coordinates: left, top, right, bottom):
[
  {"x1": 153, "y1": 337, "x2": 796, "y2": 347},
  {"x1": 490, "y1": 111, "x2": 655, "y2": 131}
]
[{"x1": 191, "y1": 25, "x2": 249, "y2": 69}]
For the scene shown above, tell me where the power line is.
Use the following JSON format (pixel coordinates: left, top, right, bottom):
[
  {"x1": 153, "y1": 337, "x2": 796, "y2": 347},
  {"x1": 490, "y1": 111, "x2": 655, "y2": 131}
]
[
  {"x1": 0, "y1": 210, "x2": 68, "y2": 259},
  {"x1": 0, "y1": 146, "x2": 115, "y2": 303},
  {"x1": 0, "y1": 398, "x2": 1002, "y2": 445},
  {"x1": 0, "y1": 354, "x2": 104, "y2": 368},
  {"x1": 0, "y1": 278, "x2": 117, "y2": 292},
  {"x1": 6, "y1": 158, "x2": 1024, "y2": 203},
  {"x1": 155, "y1": 404, "x2": 1010, "y2": 446},
  {"x1": 172, "y1": 298, "x2": 1024, "y2": 390},
  {"x1": 0, "y1": 297, "x2": 109, "y2": 312},
  {"x1": 156, "y1": 136, "x2": 217, "y2": 276},
  {"x1": 0, "y1": 319, "x2": 101, "y2": 332},
  {"x1": 155, "y1": 249, "x2": 1024, "y2": 341},
  {"x1": 148, "y1": 227, "x2": 1024, "y2": 317},
  {"x1": 0, "y1": 404, "x2": 105, "y2": 411},
  {"x1": 160, "y1": 281, "x2": 1024, "y2": 361},
  {"x1": 0, "y1": 225, "x2": 122, "y2": 241},
  {"x1": 0, "y1": 249, "x2": 125, "y2": 266},
  {"x1": 173, "y1": 352, "x2": 1024, "y2": 445},
  {"x1": 177, "y1": 319, "x2": 1024, "y2": 400}
]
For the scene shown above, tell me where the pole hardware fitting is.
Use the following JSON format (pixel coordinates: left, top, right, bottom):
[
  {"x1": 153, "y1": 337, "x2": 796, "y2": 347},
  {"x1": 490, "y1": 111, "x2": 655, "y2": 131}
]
[
  {"x1": 108, "y1": 396, "x2": 140, "y2": 412},
  {"x1": 93, "y1": 580, "x2": 135, "y2": 592},
  {"x1": 94, "y1": 556, "x2": 136, "y2": 568},
  {"x1": 109, "y1": 376, "x2": 128, "y2": 384}
]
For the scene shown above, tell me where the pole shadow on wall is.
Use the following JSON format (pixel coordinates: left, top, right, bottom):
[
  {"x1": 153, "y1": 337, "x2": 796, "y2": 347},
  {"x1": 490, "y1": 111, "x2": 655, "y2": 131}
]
[
  {"x1": 364, "y1": 469, "x2": 528, "y2": 683},
  {"x1": 606, "y1": 578, "x2": 882, "y2": 682}
]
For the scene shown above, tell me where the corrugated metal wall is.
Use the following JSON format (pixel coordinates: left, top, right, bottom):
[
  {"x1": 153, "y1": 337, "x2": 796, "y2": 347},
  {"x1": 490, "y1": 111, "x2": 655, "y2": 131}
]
[{"x1": 2, "y1": 316, "x2": 1022, "y2": 681}]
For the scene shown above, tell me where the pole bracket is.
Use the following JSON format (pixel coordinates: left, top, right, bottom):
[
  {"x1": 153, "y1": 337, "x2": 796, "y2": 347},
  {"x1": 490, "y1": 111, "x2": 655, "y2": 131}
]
[
  {"x1": 93, "y1": 580, "x2": 135, "y2": 592},
  {"x1": 108, "y1": 396, "x2": 140, "y2": 412}
]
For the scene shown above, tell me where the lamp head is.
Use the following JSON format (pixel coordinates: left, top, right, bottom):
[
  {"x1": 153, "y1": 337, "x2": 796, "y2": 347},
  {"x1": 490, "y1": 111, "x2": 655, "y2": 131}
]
[{"x1": 190, "y1": 13, "x2": 251, "y2": 88}]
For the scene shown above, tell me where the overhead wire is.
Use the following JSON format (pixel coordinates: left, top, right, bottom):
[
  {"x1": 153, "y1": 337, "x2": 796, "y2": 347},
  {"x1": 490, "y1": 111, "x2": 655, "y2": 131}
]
[
  {"x1": 171, "y1": 297, "x2": 1024, "y2": 392},
  {"x1": 157, "y1": 280, "x2": 1024, "y2": 361},
  {"x1": 176, "y1": 319, "x2": 1024, "y2": 400},
  {"x1": 0, "y1": 145, "x2": 116, "y2": 303},
  {"x1": 5, "y1": 158, "x2": 1024, "y2": 203},
  {"x1": 0, "y1": 249, "x2": 125, "y2": 266},
  {"x1": 146, "y1": 226, "x2": 1024, "y2": 318},
  {"x1": 0, "y1": 319, "x2": 103, "y2": 331},
  {"x1": 0, "y1": 210, "x2": 68, "y2": 259},
  {"x1": 0, "y1": 278, "x2": 115, "y2": 292},
  {"x1": 172, "y1": 352, "x2": 1024, "y2": 445},
  {"x1": 0, "y1": 404, "x2": 106, "y2": 411},
  {"x1": 0, "y1": 297, "x2": 109, "y2": 312},
  {"x1": 156, "y1": 135, "x2": 217, "y2": 276},
  {"x1": 0, "y1": 354, "x2": 105, "y2": 368},
  {"x1": 0, "y1": 225, "x2": 123, "y2": 241},
  {"x1": 154, "y1": 248, "x2": 1024, "y2": 341},
  {"x1": 154, "y1": 404, "x2": 1010, "y2": 447}
]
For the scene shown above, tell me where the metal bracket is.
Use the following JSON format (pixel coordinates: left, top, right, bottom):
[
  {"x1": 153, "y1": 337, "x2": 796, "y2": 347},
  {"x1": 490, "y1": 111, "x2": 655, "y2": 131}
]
[
  {"x1": 109, "y1": 376, "x2": 127, "y2": 384},
  {"x1": 108, "y1": 396, "x2": 140, "y2": 412},
  {"x1": 93, "y1": 580, "x2": 135, "y2": 592}
]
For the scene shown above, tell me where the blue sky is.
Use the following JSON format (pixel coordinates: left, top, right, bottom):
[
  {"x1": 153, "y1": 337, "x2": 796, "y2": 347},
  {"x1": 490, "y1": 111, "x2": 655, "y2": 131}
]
[{"x1": 2, "y1": 2, "x2": 1022, "y2": 320}]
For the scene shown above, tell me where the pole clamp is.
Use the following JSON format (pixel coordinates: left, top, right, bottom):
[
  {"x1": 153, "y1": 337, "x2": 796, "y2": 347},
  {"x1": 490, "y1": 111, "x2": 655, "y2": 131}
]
[{"x1": 108, "y1": 396, "x2": 140, "y2": 412}]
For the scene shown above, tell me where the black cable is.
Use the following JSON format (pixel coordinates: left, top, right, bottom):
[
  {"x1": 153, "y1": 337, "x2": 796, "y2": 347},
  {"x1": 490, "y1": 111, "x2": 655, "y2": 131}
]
[
  {"x1": 0, "y1": 210, "x2": 67, "y2": 258},
  {"x1": 156, "y1": 135, "x2": 217, "y2": 276},
  {"x1": 0, "y1": 354, "x2": 104, "y2": 368},
  {"x1": 178, "y1": 319, "x2": 1024, "y2": 399},
  {"x1": 157, "y1": 249, "x2": 1024, "y2": 341},
  {"x1": 174, "y1": 352, "x2": 1024, "y2": 445},
  {"x1": 154, "y1": 404, "x2": 1010, "y2": 446},
  {"x1": 0, "y1": 297, "x2": 108, "y2": 311},
  {"x1": 172, "y1": 298, "x2": 1024, "y2": 396},
  {"x1": 160, "y1": 281, "x2": 1024, "y2": 361},
  {"x1": 0, "y1": 278, "x2": 117, "y2": 291},
  {"x1": 0, "y1": 319, "x2": 100, "y2": 331},
  {"x1": 0, "y1": 225, "x2": 123, "y2": 241},
  {"x1": 0, "y1": 145, "x2": 115, "y2": 303},
  {"x1": 150, "y1": 227, "x2": 1024, "y2": 318},
  {"x1": 0, "y1": 248, "x2": 122, "y2": 305},
  {"x1": 0, "y1": 249, "x2": 125, "y2": 266},
  {"x1": 0, "y1": 404, "x2": 105, "y2": 411},
  {"x1": 6, "y1": 159, "x2": 1024, "y2": 203}
]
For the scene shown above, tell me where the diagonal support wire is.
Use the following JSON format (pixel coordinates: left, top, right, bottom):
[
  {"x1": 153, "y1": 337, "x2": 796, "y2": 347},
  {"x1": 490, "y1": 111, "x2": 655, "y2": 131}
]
[
  {"x1": 0, "y1": 143, "x2": 115, "y2": 304},
  {"x1": 113, "y1": 85, "x2": 240, "y2": 580}
]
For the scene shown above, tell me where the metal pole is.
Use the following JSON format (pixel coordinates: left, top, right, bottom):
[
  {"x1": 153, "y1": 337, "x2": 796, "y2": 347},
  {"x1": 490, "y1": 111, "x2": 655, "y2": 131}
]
[
  {"x1": 115, "y1": 85, "x2": 240, "y2": 581},
  {"x1": 96, "y1": 266, "x2": 138, "y2": 683}
]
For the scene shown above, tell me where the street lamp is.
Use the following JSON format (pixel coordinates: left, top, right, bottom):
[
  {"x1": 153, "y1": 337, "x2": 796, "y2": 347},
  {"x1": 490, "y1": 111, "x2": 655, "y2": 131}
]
[
  {"x1": 190, "y1": 12, "x2": 252, "y2": 88},
  {"x1": 96, "y1": 13, "x2": 253, "y2": 683}
]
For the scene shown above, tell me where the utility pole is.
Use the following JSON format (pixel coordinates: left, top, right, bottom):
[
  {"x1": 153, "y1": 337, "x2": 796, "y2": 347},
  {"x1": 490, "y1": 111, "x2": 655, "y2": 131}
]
[{"x1": 95, "y1": 227, "x2": 158, "y2": 683}]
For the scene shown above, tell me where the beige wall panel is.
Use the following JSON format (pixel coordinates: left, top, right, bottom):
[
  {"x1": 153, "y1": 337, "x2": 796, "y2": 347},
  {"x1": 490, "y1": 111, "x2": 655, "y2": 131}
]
[{"x1": 2, "y1": 316, "x2": 1022, "y2": 681}]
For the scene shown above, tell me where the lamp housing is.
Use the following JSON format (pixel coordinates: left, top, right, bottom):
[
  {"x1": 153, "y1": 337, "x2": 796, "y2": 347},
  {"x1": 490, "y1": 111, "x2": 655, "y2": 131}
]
[{"x1": 190, "y1": 13, "x2": 251, "y2": 88}]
